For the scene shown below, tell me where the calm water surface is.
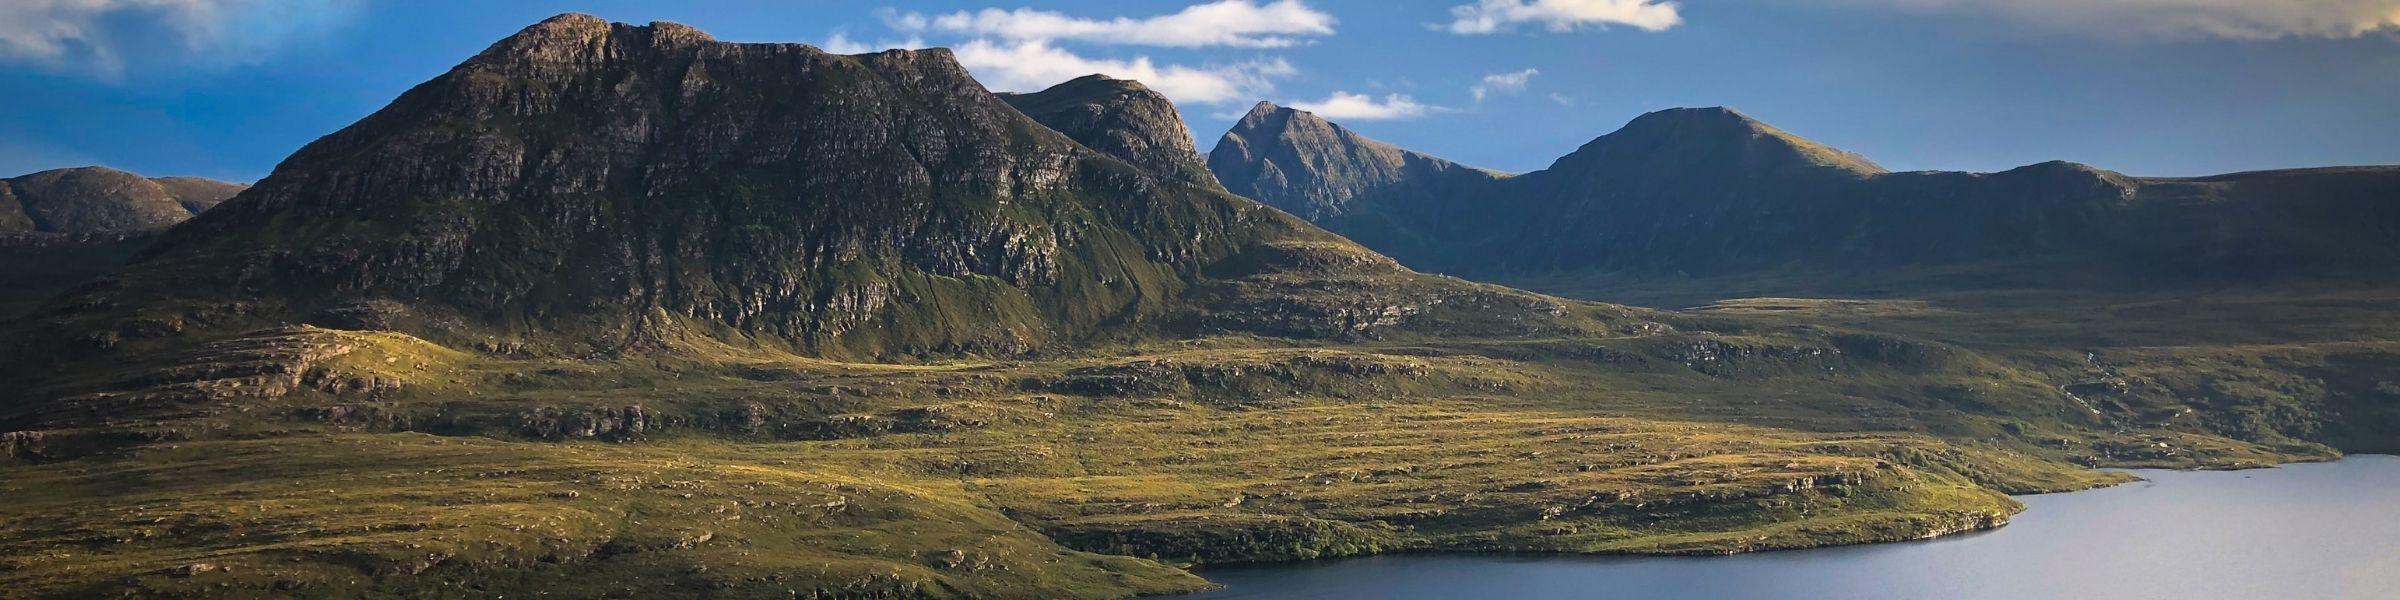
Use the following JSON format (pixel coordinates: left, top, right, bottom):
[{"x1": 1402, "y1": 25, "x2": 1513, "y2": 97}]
[{"x1": 1186, "y1": 455, "x2": 2400, "y2": 600}]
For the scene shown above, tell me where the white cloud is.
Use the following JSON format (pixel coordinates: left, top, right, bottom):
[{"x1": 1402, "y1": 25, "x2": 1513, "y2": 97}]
[
  {"x1": 817, "y1": 30, "x2": 926, "y2": 54},
  {"x1": 1287, "y1": 91, "x2": 1438, "y2": 120},
  {"x1": 1470, "y1": 68, "x2": 1539, "y2": 101},
  {"x1": 0, "y1": 0, "x2": 360, "y2": 78},
  {"x1": 877, "y1": 8, "x2": 930, "y2": 32},
  {"x1": 1444, "y1": 0, "x2": 1683, "y2": 34},
  {"x1": 1827, "y1": 0, "x2": 2400, "y2": 40},
  {"x1": 1548, "y1": 92, "x2": 1576, "y2": 106},
  {"x1": 952, "y1": 39, "x2": 1295, "y2": 104},
  {"x1": 906, "y1": 0, "x2": 1337, "y2": 48}
]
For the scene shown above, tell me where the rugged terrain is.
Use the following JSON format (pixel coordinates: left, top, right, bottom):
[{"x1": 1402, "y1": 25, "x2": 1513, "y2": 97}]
[{"x1": 0, "y1": 14, "x2": 2382, "y2": 600}]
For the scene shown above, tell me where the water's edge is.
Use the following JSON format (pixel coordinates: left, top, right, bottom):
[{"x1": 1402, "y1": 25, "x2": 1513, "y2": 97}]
[{"x1": 1178, "y1": 455, "x2": 2400, "y2": 600}]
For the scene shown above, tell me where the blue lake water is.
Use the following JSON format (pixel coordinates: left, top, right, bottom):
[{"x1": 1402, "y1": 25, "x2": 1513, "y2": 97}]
[{"x1": 1186, "y1": 454, "x2": 2400, "y2": 600}]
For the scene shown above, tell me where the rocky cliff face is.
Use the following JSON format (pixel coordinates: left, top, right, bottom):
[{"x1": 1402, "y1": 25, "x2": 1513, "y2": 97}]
[
  {"x1": 1208, "y1": 105, "x2": 2400, "y2": 289},
  {"x1": 1, "y1": 167, "x2": 246, "y2": 233},
  {"x1": 1000, "y1": 74, "x2": 1222, "y2": 190}
]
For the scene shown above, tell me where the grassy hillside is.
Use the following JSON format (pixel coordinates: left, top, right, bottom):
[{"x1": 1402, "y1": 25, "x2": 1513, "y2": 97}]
[{"x1": 15, "y1": 268, "x2": 2351, "y2": 597}]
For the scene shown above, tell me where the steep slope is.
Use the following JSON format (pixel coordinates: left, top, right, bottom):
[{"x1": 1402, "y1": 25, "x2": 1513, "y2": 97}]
[
  {"x1": 1209, "y1": 102, "x2": 1508, "y2": 264},
  {"x1": 1, "y1": 167, "x2": 247, "y2": 233},
  {"x1": 1211, "y1": 106, "x2": 2400, "y2": 290},
  {"x1": 28, "y1": 14, "x2": 1459, "y2": 361},
  {"x1": 999, "y1": 74, "x2": 1222, "y2": 190}
]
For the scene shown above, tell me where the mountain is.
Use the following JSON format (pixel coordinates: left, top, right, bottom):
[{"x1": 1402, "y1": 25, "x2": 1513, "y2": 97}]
[
  {"x1": 998, "y1": 74, "x2": 1222, "y2": 190},
  {"x1": 30, "y1": 14, "x2": 1540, "y2": 361},
  {"x1": 1210, "y1": 106, "x2": 2400, "y2": 294},
  {"x1": 1209, "y1": 101, "x2": 1508, "y2": 263},
  {"x1": 1, "y1": 14, "x2": 2390, "y2": 600},
  {"x1": 1, "y1": 166, "x2": 248, "y2": 233}
]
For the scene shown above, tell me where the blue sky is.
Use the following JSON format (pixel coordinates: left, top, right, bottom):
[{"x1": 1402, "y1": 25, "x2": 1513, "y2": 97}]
[{"x1": 2, "y1": 0, "x2": 2397, "y2": 182}]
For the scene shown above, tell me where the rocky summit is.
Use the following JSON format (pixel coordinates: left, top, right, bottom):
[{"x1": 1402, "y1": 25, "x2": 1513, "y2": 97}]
[
  {"x1": 1000, "y1": 74, "x2": 1224, "y2": 191},
  {"x1": 2, "y1": 166, "x2": 246, "y2": 234},
  {"x1": 1213, "y1": 106, "x2": 2400, "y2": 293},
  {"x1": 1209, "y1": 102, "x2": 1510, "y2": 266}
]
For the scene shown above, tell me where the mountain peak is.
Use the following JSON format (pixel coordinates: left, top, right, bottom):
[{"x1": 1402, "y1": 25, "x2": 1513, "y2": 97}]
[
  {"x1": 78, "y1": 15, "x2": 1320, "y2": 359},
  {"x1": 1240, "y1": 101, "x2": 1287, "y2": 122},
  {"x1": 1210, "y1": 98, "x2": 1498, "y2": 224},
  {"x1": 472, "y1": 14, "x2": 722, "y2": 70},
  {"x1": 999, "y1": 75, "x2": 1222, "y2": 189},
  {"x1": 1549, "y1": 106, "x2": 1885, "y2": 178}
]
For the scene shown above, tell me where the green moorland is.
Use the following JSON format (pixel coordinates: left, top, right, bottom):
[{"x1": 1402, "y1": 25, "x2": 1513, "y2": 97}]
[
  {"x1": 1509, "y1": 270, "x2": 2400, "y2": 458},
  {"x1": 7, "y1": 279, "x2": 2362, "y2": 597}
]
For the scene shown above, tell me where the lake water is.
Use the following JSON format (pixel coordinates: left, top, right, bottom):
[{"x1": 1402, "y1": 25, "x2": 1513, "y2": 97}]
[{"x1": 1186, "y1": 455, "x2": 2400, "y2": 600}]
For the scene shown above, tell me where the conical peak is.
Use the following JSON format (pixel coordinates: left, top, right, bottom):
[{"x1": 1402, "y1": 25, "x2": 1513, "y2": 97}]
[{"x1": 1558, "y1": 106, "x2": 1886, "y2": 177}]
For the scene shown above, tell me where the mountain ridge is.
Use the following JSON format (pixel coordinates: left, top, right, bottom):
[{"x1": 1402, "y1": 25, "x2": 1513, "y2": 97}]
[
  {"x1": 2, "y1": 166, "x2": 247, "y2": 234},
  {"x1": 1211, "y1": 104, "x2": 2400, "y2": 290}
]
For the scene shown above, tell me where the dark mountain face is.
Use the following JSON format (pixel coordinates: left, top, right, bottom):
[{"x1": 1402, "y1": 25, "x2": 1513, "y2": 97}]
[
  {"x1": 1211, "y1": 106, "x2": 2400, "y2": 290},
  {"x1": 89, "y1": 14, "x2": 1305, "y2": 358},
  {"x1": 1, "y1": 167, "x2": 246, "y2": 233},
  {"x1": 999, "y1": 74, "x2": 1222, "y2": 190},
  {"x1": 19, "y1": 15, "x2": 1567, "y2": 363}
]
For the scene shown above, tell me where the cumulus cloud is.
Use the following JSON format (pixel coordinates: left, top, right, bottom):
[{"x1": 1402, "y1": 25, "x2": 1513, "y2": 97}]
[
  {"x1": 952, "y1": 39, "x2": 1296, "y2": 104},
  {"x1": 1830, "y1": 0, "x2": 2400, "y2": 40},
  {"x1": 1444, "y1": 0, "x2": 1683, "y2": 34},
  {"x1": 0, "y1": 0, "x2": 360, "y2": 78},
  {"x1": 1470, "y1": 68, "x2": 1539, "y2": 101},
  {"x1": 901, "y1": 0, "x2": 1337, "y2": 48},
  {"x1": 816, "y1": 30, "x2": 926, "y2": 55},
  {"x1": 1287, "y1": 91, "x2": 1438, "y2": 120},
  {"x1": 895, "y1": 2, "x2": 1327, "y2": 106}
]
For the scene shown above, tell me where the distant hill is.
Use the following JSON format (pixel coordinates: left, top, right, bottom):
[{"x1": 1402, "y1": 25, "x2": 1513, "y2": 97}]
[
  {"x1": 1209, "y1": 106, "x2": 2400, "y2": 296},
  {"x1": 1209, "y1": 101, "x2": 1509, "y2": 265},
  {"x1": 0, "y1": 167, "x2": 247, "y2": 319},
  {"x1": 1, "y1": 166, "x2": 246, "y2": 233}
]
